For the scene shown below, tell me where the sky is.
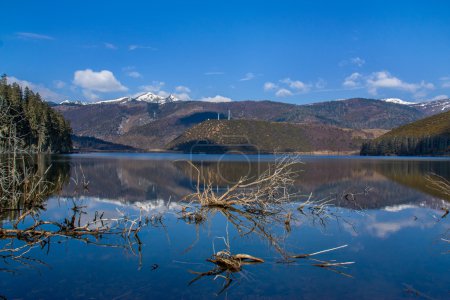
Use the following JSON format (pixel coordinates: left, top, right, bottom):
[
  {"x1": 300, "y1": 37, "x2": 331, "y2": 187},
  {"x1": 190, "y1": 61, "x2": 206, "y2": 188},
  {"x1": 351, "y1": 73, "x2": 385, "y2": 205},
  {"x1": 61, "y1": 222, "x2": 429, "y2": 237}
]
[{"x1": 1, "y1": 0, "x2": 450, "y2": 104}]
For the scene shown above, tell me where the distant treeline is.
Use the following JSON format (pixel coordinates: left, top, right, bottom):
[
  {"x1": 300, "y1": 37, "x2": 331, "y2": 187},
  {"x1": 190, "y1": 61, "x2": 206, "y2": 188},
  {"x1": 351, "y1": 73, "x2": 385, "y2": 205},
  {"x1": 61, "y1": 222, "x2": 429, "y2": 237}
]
[
  {"x1": 0, "y1": 75, "x2": 72, "y2": 153},
  {"x1": 361, "y1": 109, "x2": 450, "y2": 156},
  {"x1": 361, "y1": 136, "x2": 450, "y2": 156}
]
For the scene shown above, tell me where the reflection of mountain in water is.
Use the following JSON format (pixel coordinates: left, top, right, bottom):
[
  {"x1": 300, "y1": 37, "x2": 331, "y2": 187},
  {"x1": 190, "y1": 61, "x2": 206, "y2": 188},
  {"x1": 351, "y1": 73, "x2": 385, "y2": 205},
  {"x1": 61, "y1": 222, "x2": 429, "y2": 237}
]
[
  {"x1": 59, "y1": 157, "x2": 192, "y2": 202},
  {"x1": 176, "y1": 159, "x2": 449, "y2": 210},
  {"x1": 373, "y1": 160, "x2": 450, "y2": 202},
  {"x1": 53, "y1": 156, "x2": 450, "y2": 210}
]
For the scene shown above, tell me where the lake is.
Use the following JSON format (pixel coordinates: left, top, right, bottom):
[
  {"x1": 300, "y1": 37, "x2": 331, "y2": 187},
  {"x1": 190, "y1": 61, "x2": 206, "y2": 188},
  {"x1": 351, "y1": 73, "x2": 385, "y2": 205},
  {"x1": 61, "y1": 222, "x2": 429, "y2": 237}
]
[{"x1": 1, "y1": 153, "x2": 449, "y2": 299}]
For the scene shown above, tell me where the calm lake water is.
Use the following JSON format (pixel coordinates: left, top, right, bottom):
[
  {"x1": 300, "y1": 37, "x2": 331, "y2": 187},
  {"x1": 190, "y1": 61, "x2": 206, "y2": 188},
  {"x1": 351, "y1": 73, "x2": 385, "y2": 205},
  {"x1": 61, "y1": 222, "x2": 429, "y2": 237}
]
[{"x1": 1, "y1": 153, "x2": 449, "y2": 299}]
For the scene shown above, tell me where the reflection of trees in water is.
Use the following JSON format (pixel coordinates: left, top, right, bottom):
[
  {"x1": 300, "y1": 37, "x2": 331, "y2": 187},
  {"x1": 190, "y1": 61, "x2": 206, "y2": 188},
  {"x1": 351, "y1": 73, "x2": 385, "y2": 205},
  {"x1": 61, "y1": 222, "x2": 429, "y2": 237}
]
[
  {"x1": 179, "y1": 157, "x2": 357, "y2": 294},
  {"x1": 177, "y1": 159, "x2": 450, "y2": 209},
  {"x1": 2, "y1": 155, "x2": 448, "y2": 297},
  {"x1": 51, "y1": 157, "x2": 450, "y2": 210},
  {"x1": 59, "y1": 158, "x2": 192, "y2": 202},
  {"x1": 0, "y1": 155, "x2": 70, "y2": 221},
  {"x1": 374, "y1": 160, "x2": 450, "y2": 202}
]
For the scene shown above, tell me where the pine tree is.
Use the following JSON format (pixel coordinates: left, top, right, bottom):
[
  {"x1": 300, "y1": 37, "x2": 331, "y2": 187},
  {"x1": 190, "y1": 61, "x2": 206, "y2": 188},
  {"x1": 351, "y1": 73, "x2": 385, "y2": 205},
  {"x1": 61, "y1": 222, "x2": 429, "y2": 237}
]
[{"x1": 0, "y1": 75, "x2": 72, "y2": 153}]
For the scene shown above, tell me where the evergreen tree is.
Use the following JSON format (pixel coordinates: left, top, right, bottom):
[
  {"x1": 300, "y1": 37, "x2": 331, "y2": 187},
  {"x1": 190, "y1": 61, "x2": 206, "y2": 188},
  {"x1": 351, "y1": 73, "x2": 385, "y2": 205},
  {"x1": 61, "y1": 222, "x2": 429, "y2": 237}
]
[{"x1": 0, "y1": 75, "x2": 72, "y2": 153}]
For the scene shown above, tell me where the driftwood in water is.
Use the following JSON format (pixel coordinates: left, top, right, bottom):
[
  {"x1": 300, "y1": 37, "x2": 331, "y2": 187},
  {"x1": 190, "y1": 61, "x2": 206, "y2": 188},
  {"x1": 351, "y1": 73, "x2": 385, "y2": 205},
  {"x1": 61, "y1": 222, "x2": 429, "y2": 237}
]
[
  {"x1": 183, "y1": 156, "x2": 301, "y2": 210},
  {"x1": 188, "y1": 225, "x2": 264, "y2": 295},
  {"x1": 0, "y1": 202, "x2": 145, "y2": 271}
]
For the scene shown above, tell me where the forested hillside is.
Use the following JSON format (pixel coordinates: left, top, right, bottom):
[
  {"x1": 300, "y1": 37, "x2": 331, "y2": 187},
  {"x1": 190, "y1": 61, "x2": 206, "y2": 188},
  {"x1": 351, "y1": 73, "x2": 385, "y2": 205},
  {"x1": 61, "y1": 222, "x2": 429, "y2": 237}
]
[
  {"x1": 0, "y1": 75, "x2": 72, "y2": 153},
  {"x1": 55, "y1": 98, "x2": 421, "y2": 150},
  {"x1": 167, "y1": 119, "x2": 379, "y2": 153},
  {"x1": 361, "y1": 110, "x2": 450, "y2": 156},
  {"x1": 280, "y1": 98, "x2": 424, "y2": 129}
]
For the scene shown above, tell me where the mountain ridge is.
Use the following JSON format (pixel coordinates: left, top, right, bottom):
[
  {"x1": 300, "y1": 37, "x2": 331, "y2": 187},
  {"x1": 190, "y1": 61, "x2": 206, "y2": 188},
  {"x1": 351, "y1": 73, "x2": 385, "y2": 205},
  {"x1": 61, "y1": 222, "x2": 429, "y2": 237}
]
[
  {"x1": 57, "y1": 92, "x2": 450, "y2": 111},
  {"x1": 53, "y1": 96, "x2": 450, "y2": 151}
]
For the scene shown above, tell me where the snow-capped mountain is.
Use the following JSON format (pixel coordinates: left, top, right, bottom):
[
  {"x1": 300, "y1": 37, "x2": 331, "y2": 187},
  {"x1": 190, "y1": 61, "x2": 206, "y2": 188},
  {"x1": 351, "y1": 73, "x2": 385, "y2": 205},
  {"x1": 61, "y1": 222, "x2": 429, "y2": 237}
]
[
  {"x1": 134, "y1": 92, "x2": 179, "y2": 104},
  {"x1": 60, "y1": 100, "x2": 89, "y2": 105},
  {"x1": 379, "y1": 97, "x2": 450, "y2": 115},
  {"x1": 59, "y1": 92, "x2": 180, "y2": 106},
  {"x1": 95, "y1": 96, "x2": 131, "y2": 104},
  {"x1": 381, "y1": 98, "x2": 416, "y2": 105},
  {"x1": 411, "y1": 98, "x2": 450, "y2": 114}
]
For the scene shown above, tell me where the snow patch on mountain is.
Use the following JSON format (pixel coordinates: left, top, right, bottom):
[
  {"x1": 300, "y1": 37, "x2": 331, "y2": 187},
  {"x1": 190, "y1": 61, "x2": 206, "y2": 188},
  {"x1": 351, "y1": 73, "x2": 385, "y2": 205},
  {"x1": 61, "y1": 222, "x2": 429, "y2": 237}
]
[
  {"x1": 381, "y1": 98, "x2": 415, "y2": 105},
  {"x1": 60, "y1": 100, "x2": 88, "y2": 105},
  {"x1": 96, "y1": 97, "x2": 131, "y2": 104},
  {"x1": 411, "y1": 98, "x2": 450, "y2": 112},
  {"x1": 59, "y1": 92, "x2": 182, "y2": 106},
  {"x1": 134, "y1": 92, "x2": 180, "y2": 104}
]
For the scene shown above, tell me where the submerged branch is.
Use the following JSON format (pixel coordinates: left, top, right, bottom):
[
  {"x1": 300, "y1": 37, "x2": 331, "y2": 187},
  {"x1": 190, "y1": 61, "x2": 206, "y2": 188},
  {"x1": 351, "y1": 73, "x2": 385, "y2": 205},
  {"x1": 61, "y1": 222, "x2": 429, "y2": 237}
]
[{"x1": 0, "y1": 202, "x2": 148, "y2": 270}]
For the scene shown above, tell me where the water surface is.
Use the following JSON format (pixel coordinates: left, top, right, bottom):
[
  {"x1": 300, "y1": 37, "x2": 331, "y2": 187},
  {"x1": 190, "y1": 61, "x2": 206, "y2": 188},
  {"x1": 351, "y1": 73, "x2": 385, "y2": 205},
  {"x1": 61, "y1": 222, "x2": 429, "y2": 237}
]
[{"x1": 1, "y1": 153, "x2": 449, "y2": 299}]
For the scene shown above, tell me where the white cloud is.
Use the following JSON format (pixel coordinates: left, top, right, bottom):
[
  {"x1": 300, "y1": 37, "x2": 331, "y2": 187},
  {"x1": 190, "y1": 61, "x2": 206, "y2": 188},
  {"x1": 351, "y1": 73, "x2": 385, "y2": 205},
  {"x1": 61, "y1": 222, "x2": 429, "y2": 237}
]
[
  {"x1": 156, "y1": 90, "x2": 170, "y2": 98},
  {"x1": 8, "y1": 76, "x2": 62, "y2": 101},
  {"x1": 175, "y1": 85, "x2": 191, "y2": 93},
  {"x1": 174, "y1": 93, "x2": 191, "y2": 101},
  {"x1": 275, "y1": 88, "x2": 293, "y2": 97},
  {"x1": 204, "y1": 71, "x2": 224, "y2": 75},
  {"x1": 82, "y1": 89, "x2": 100, "y2": 101},
  {"x1": 440, "y1": 76, "x2": 450, "y2": 88},
  {"x1": 366, "y1": 71, "x2": 434, "y2": 95},
  {"x1": 280, "y1": 78, "x2": 311, "y2": 93},
  {"x1": 264, "y1": 78, "x2": 312, "y2": 98},
  {"x1": 140, "y1": 81, "x2": 165, "y2": 93},
  {"x1": 200, "y1": 95, "x2": 232, "y2": 103},
  {"x1": 129, "y1": 45, "x2": 156, "y2": 51},
  {"x1": 73, "y1": 69, "x2": 128, "y2": 94},
  {"x1": 104, "y1": 42, "x2": 117, "y2": 50},
  {"x1": 342, "y1": 71, "x2": 434, "y2": 97},
  {"x1": 350, "y1": 57, "x2": 365, "y2": 67},
  {"x1": 264, "y1": 82, "x2": 278, "y2": 91},
  {"x1": 127, "y1": 71, "x2": 142, "y2": 78},
  {"x1": 339, "y1": 57, "x2": 365, "y2": 67},
  {"x1": 364, "y1": 214, "x2": 434, "y2": 239},
  {"x1": 315, "y1": 78, "x2": 327, "y2": 89},
  {"x1": 343, "y1": 72, "x2": 363, "y2": 88},
  {"x1": 16, "y1": 32, "x2": 54, "y2": 40},
  {"x1": 430, "y1": 94, "x2": 449, "y2": 101},
  {"x1": 239, "y1": 72, "x2": 255, "y2": 81},
  {"x1": 53, "y1": 80, "x2": 66, "y2": 89}
]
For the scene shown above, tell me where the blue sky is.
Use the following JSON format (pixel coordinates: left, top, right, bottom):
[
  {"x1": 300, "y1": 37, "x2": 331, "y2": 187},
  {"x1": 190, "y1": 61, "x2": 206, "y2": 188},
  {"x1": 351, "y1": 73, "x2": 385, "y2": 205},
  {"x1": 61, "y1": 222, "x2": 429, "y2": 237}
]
[{"x1": 1, "y1": 0, "x2": 450, "y2": 103}]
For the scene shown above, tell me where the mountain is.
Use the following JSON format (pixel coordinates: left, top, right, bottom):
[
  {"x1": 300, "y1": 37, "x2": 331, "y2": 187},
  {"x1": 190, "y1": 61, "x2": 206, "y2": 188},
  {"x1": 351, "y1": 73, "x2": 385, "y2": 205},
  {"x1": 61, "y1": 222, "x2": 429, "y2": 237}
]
[
  {"x1": 379, "y1": 97, "x2": 450, "y2": 116},
  {"x1": 55, "y1": 99, "x2": 297, "y2": 150},
  {"x1": 279, "y1": 98, "x2": 423, "y2": 129},
  {"x1": 361, "y1": 109, "x2": 450, "y2": 156},
  {"x1": 134, "y1": 92, "x2": 179, "y2": 104},
  {"x1": 59, "y1": 92, "x2": 181, "y2": 106},
  {"x1": 411, "y1": 98, "x2": 450, "y2": 115},
  {"x1": 382, "y1": 98, "x2": 416, "y2": 105},
  {"x1": 53, "y1": 96, "x2": 449, "y2": 151},
  {"x1": 167, "y1": 119, "x2": 383, "y2": 153}
]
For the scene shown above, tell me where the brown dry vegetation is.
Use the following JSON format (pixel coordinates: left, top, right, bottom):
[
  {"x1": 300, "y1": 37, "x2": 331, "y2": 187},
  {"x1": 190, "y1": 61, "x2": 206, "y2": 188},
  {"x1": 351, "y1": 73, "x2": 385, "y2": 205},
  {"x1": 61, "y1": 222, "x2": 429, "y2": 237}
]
[
  {"x1": 55, "y1": 98, "x2": 432, "y2": 151},
  {"x1": 167, "y1": 119, "x2": 378, "y2": 153}
]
